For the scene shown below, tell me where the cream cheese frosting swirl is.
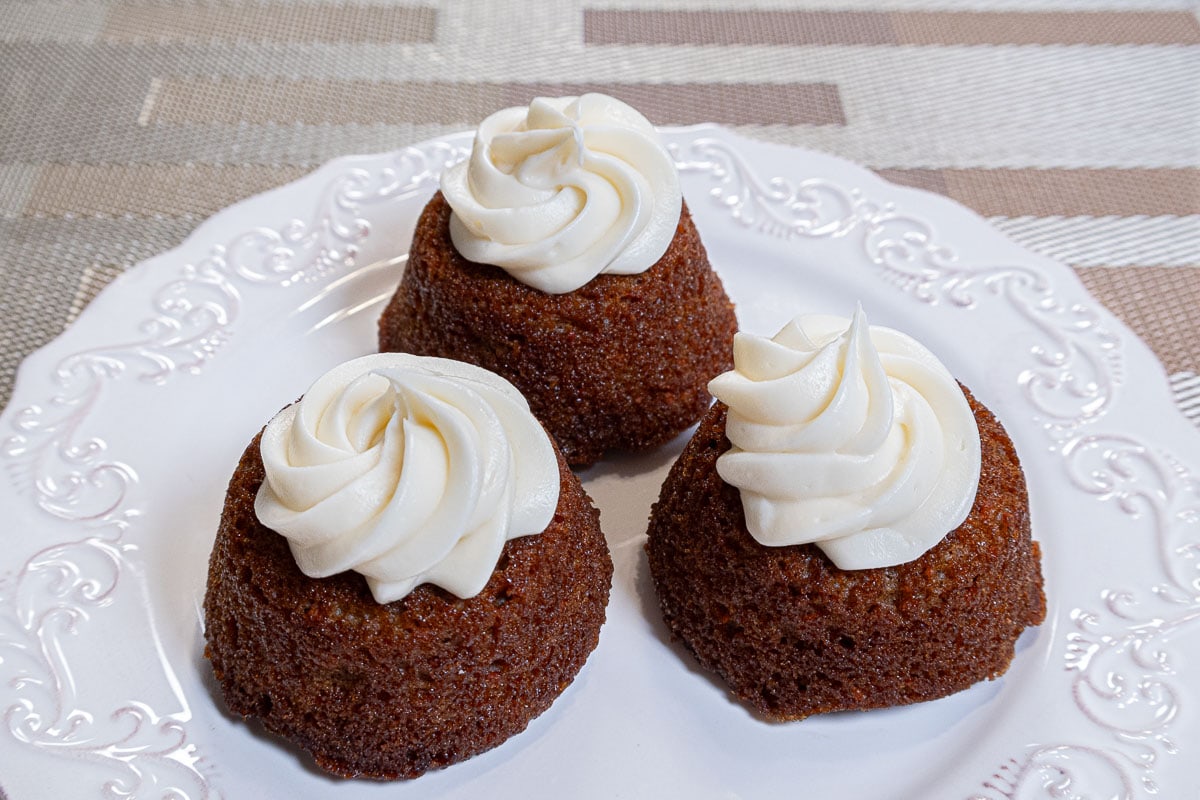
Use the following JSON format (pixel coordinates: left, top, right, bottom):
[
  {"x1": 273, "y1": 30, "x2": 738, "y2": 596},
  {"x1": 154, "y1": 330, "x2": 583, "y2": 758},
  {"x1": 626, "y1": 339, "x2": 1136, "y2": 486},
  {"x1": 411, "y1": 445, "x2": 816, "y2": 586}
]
[
  {"x1": 254, "y1": 354, "x2": 560, "y2": 603},
  {"x1": 440, "y1": 93, "x2": 683, "y2": 294},
  {"x1": 708, "y1": 306, "x2": 981, "y2": 570}
]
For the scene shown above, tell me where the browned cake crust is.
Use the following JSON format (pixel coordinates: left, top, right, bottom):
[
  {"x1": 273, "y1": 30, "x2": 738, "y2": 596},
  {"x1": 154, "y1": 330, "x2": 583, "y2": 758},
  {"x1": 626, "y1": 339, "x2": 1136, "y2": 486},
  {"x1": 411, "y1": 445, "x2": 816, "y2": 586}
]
[
  {"x1": 204, "y1": 433, "x2": 613, "y2": 779},
  {"x1": 645, "y1": 389, "x2": 1046, "y2": 721},
  {"x1": 377, "y1": 192, "x2": 738, "y2": 468}
]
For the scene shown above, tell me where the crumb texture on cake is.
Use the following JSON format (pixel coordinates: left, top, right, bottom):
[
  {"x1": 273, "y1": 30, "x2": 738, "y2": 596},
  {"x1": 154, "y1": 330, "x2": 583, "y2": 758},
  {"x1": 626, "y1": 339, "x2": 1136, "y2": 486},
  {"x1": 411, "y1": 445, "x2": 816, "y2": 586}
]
[
  {"x1": 378, "y1": 192, "x2": 738, "y2": 468},
  {"x1": 204, "y1": 433, "x2": 613, "y2": 779},
  {"x1": 646, "y1": 389, "x2": 1046, "y2": 721}
]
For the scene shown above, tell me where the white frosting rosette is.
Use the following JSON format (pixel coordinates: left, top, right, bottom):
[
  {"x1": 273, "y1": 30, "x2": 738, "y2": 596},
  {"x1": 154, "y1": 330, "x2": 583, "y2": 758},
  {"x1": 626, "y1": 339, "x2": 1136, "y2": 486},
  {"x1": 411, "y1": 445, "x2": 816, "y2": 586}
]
[
  {"x1": 708, "y1": 306, "x2": 981, "y2": 570},
  {"x1": 254, "y1": 354, "x2": 560, "y2": 603},
  {"x1": 440, "y1": 93, "x2": 682, "y2": 294}
]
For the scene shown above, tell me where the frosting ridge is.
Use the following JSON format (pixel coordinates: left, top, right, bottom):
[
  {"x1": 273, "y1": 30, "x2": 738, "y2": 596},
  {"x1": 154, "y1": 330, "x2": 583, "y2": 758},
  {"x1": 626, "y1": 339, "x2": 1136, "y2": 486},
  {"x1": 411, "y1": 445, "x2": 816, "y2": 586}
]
[
  {"x1": 708, "y1": 306, "x2": 981, "y2": 570},
  {"x1": 255, "y1": 354, "x2": 560, "y2": 603},
  {"x1": 440, "y1": 93, "x2": 682, "y2": 294}
]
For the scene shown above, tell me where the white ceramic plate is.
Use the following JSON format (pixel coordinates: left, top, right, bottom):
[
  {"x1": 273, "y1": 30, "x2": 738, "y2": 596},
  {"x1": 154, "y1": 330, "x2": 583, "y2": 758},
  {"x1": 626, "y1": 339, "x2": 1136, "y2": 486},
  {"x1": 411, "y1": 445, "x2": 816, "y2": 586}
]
[{"x1": 2, "y1": 127, "x2": 1197, "y2": 800}]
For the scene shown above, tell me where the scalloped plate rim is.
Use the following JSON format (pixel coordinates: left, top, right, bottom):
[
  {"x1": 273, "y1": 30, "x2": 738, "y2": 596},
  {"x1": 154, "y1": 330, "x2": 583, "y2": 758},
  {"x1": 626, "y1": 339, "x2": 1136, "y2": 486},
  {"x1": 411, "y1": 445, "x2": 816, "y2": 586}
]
[{"x1": 1, "y1": 124, "x2": 1197, "y2": 800}]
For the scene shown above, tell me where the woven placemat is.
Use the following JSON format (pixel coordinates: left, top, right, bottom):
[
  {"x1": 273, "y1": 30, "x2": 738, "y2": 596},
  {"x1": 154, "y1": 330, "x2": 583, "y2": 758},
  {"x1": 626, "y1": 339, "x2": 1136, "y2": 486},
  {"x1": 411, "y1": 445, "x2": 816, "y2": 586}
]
[{"x1": 2, "y1": 1, "x2": 1198, "y2": 423}]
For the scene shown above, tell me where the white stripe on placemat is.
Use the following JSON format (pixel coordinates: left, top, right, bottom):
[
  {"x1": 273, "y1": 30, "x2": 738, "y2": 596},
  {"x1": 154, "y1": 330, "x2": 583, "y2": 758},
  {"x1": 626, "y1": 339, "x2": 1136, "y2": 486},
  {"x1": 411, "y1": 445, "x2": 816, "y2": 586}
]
[
  {"x1": 66, "y1": 263, "x2": 127, "y2": 326},
  {"x1": 586, "y1": 0, "x2": 1196, "y2": 12},
  {"x1": 0, "y1": 165, "x2": 39, "y2": 219},
  {"x1": 1172, "y1": 371, "x2": 1200, "y2": 426},
  {"x1": 989, "y1": 216, "x2": 1200, "y2": 267}
]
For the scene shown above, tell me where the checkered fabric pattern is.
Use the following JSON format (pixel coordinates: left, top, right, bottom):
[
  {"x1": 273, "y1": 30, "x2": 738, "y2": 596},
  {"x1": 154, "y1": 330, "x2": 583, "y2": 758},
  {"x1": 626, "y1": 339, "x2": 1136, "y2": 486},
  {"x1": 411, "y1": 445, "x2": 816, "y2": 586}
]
[{"x1": 2, "y1": 0, "x2": 1198, "y2": 422}]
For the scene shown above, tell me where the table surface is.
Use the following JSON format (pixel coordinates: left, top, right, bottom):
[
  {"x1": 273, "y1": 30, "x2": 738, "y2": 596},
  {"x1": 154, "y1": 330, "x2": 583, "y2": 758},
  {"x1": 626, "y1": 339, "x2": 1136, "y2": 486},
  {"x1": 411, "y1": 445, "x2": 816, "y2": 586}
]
[
  {"x1": 0, "y1": 4, "x2": 1198, "y2": 798},
  {"x1": 1, "y1": 0, "x2": 1197, "y2": 421}
]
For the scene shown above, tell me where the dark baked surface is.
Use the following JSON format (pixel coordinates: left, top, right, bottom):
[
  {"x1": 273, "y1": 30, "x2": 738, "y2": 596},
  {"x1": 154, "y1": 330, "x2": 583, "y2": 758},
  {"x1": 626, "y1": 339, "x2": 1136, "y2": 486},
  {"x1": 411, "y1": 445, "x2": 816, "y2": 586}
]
[
  {"x1": 204, "y1": 433, "x2": 613, "y2": 779},
  {"x1": 377, "y1": 192, "x2": 738, "y2": 468},
  {"x1": 645, "y1": 389, "x2": 1046, "y2": 721}
]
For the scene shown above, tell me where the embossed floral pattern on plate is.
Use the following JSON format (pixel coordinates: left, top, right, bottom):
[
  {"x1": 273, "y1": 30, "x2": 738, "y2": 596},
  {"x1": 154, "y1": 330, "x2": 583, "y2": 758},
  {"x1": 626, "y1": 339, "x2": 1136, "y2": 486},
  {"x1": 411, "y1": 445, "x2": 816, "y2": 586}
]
[{"x1": 1, "y1": 127, "x2": 1196, "y2": 799}]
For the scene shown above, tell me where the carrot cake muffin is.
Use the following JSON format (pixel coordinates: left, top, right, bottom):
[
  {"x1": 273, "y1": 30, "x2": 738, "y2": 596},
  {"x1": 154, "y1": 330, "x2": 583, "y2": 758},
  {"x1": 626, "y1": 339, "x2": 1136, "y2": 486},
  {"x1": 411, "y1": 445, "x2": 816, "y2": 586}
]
[
  {"x1": 378, "y1": 93, "x2": 737, "y2": 467},
  {"x1": 204, "y1": 354, "x2": 612, "y2": 779},
  {"x1": 646, "y1": 306, "x2": 1046, "y2": 720}
]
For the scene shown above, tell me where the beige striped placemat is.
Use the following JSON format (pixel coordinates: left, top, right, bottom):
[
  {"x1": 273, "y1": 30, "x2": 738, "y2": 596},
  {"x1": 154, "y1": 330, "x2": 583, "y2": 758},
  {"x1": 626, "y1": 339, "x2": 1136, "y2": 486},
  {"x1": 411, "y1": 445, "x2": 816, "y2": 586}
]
[{"x1": 2, "y1": 0, "x2": 1198, "y2": 425}]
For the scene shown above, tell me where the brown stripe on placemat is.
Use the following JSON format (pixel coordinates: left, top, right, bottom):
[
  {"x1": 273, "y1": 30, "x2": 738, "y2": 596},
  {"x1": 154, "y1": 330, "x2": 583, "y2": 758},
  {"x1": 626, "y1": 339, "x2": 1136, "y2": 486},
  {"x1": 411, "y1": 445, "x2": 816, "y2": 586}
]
[
  {"x1": 103, "y1": 2, "x2": 436, "y2": 44},
  {"x1": 25, "y1": 164, "x2": 310, "y2": 217},
  {"x1": 584, "y1": 9, "x2": 1200, "y2": 46},
  {"x1": 144, "y1": 80, "x2": 845, "y2": 126},
  {"x1": 586, "y1": 10, "x2": 896, "y2": 46},
  {"x1": 874, "y1": 169, "x2": 1200, "y2": 217},
  {"x1": 1073, "y1": 265, "x2": 1200, "y2": 375},
  {"x1": 892, "y1": 11, "x2": 1200, "y2": 46},
  {"x1": 871, "y1": 169, "x2": 950, "y2": 197}
]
